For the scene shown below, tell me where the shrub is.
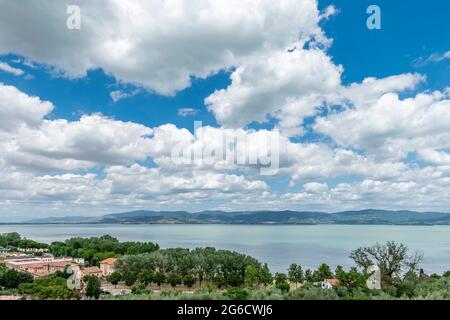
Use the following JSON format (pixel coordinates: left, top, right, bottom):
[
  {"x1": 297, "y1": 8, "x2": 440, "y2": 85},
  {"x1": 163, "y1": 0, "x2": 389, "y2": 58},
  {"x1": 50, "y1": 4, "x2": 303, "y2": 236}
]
[
  {"x1": 183, "y1": 275, "x2": 196, "y2": 288},
  {"x1": 131, "y1": 283, "x2": 152, "y2": 295},
  {"x1": 248, "y1": 287, "x2": 284, "y2": 300},
  {"x1": 224, "y1": 288, "x2": 250, "y2": 300},
  {"x1": 275, "y1": 282, "x2": 290, "y2": 293},
  {"x1": 167, "y1": 274, "x2": 182, "y2": 288},
  {"x1": 0, "y1": 269, "x2": 34, "y2": 289},
  {"x1": 85, "y1": 276, "x2": 101, "y2": 299},
  {"x1": 274, "y1": 273, "x2": 290, "y2": 293},
  {"x1": 288, "y1": 286, "x2": 338, "y2": 300},
  {"x1": 18, "y1": 275, "x2": 80, "y2": 300}
]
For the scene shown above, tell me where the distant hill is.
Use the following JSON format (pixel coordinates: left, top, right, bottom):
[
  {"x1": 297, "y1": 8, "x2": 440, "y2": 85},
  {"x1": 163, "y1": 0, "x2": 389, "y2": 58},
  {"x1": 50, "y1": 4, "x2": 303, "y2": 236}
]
[{"x1": 24, "y1": 209, "x2": 450, "y2": 225}]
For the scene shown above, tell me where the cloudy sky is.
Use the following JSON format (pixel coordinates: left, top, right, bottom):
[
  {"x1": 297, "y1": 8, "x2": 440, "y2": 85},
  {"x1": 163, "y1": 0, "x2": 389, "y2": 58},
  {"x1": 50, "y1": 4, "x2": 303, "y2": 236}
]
[{"x1": 0, "y1": 0, "x2": 449, "y2": 221}]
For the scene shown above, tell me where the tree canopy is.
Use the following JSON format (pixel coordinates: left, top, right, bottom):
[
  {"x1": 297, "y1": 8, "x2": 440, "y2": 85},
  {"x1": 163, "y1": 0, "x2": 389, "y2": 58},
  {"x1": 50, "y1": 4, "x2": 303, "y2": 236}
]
[
  {"x1": 49, "y1": 235, "x2": 159, "y2": 265},
  {"x1": 115, "y1": 247, "x2": 262, "y2": 289},
  {"x1": 350, "y1": 241, "x2": 423, "y2": 281},
  {"x1": 0, "y1": 232, "x2": 48, "y2": 249}
]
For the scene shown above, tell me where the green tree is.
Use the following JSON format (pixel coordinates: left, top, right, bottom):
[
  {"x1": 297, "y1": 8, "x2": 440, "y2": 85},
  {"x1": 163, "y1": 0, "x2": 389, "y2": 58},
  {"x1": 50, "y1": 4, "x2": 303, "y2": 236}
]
[
  {"x1": 257, "y1": 263, "x2": 273, "y2": 287},
  {"x1": 244, "y1": 265, "x2": 258, "y2": 288},
  {"x1": 123, "y1": 272, "x2": 137, "y2": 287},
  {"x1": 305, "y1": 269, "x2": 314, "y2": 283},
  {"x1": 114, "y1": 246, "x2": 262, "y2": 290},
  {"x1": 346, "y1": 267, "x2": 367, "y2": 288},
  {"x1": 106, "y1": 272, "x2": 122, "y2": 288},
  {"x1": 131, "y1": 283, "x2": 152, "y2": 295},
  {"x1": 288, "y1": 263, "x2": 304, "y2": 288},
  {"x1": 396, "y1": 272, "x2": 419, "y2": 298},
  {"x1": 274, "y1": 273, "x2": 290, "y2": 293},
  {"x1": 213, "y1": 275, "x2": 226, "y2": 288},
  {"x1": 0, "y1": 269, "x2": 34, "y2": 289},
  {"x1": 314, "y1": 264, "x2": 333, "y2": 282},
  {"x1": 350, "y1": 241, "x2": 423, "y2": 281},
  {"x1": 153, "y1": 272, "x2": 166, "y2": 289},
  {"x1": 85, "y1": 276, "x2": 101, "y2": 299},
  {"x1": 48, "y1": 235, "x2": 158, "y2": 265},
  {"x1": 19, "y1": 275, "x2": 80, "y2": 300},
  {"x1": 0, "y1": 232, "x2": 21, "y2": 245},
  {"x1": 137, "y1": 270, "x2": 153, "y2": 286},
  {"x1": 167, "y1": 274, "x2": 182, "y2": 288},
  {"x1": 1, "y1": 232, "x2": 48, "y2": 250},
  {"x1": 90, "y1": 256, "x2": 100, "y2": 267},
  {"x1": 335, "y1": 266, "x2": 366, "y2": 289},
  {"x1": 335, "y1": 266, "x2": 346, "y2": 282},
  {"x1": 183, "y1": 274, "x2": 196, "y2": 288}
]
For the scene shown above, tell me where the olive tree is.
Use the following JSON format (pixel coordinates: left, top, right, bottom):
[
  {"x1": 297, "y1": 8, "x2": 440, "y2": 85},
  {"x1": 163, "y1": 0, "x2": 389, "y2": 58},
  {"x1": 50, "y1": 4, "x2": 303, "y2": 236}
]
[{"x1": 350, "y1": 241, "x2": 423, "y2": 280}]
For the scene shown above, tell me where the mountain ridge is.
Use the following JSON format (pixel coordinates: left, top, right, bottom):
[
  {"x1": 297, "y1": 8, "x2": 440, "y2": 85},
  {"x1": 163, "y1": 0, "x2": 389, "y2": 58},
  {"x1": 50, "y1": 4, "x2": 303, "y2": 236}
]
[{"x1": 20, "y1": 209, "x2": 450, "y2": 225}]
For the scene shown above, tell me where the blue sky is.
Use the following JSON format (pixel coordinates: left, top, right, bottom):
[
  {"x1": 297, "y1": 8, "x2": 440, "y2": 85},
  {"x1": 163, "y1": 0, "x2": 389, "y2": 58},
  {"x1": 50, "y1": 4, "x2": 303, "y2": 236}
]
[
  {"x1": 0, "y1": 0, "x2": 448, "y2": 220},
  {"x1": 1, "y1": 0, "x2": 448, "y2": 127},
  {"x1": 321, "y1": 0, "x2": 449, "y2": 86}
]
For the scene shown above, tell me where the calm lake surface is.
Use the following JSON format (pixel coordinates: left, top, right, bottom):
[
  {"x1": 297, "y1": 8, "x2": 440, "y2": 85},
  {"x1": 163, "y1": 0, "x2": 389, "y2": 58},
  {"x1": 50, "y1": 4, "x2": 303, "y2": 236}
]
[{"x1": 1, "y1": 224, "x2": 450, "y2": 273}]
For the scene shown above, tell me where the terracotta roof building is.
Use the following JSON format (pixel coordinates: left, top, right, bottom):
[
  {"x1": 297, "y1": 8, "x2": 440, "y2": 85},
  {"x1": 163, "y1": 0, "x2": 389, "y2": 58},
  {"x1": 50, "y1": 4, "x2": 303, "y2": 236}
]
[
  {"x1": 80, "y1": 266, "x2": 103, "y2": 278},
  {"x1": 4, "y1": 256, "x2": 77, "y2": 277},
  {"x1": 321, "y1": 278, "x2": 340, "y2": 289},
  {"x1": 0, "y1": 296, "x2": 22, "y2": 300},
  {"x1": 100, "y1": 258, "x2": 117, "y2": 276}
]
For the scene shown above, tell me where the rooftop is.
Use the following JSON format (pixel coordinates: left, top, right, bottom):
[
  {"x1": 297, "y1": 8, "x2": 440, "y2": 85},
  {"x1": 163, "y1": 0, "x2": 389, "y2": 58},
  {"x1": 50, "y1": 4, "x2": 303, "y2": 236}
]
[
  {"x1": 325, "y1": 279, "x2": 340, "y2": 286},
  {"x1": 0, "y1": 296, "x2": 22, "y2": 300},
  {"x1": 100, "y1": 258, "x2": 117, "y2": 265},
  {"x1": 81, "y1": 266, "x2": 102, "y2": 275}
]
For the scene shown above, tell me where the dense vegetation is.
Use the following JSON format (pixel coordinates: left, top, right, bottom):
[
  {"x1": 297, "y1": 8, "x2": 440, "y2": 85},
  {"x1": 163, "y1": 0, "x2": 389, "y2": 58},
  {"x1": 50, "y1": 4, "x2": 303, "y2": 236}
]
[
  {"x1": 106, "y1": 240, "x2": 450, "y2": 300},
  {"x1": 48, "y1": 235, "x2": 159, "y2": 265},
  {"x1": 0, "y1": 232, "x2": 48, "y2": 249},
  {"x1": 0, "y1": 263, "x2": 34, "y2": 289},
  {"x1": 2, "y1": 233, "x2": 450, "y2": 300},
  {"x1": 18, "y1": 273, "x2": 80, "y2": 300},
  {"x1": 103, "y1": 275, "x2": 450, "y2": 300},
  {"x1": 115, "y1": 247, "x2": 262, "y2": 288}
]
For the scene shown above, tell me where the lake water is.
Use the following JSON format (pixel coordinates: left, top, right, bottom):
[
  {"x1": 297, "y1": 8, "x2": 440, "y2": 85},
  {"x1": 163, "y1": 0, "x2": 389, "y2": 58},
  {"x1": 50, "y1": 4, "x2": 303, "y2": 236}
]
[{"x1": 1, "y1": 224, "x2": 450, "y2": 273}]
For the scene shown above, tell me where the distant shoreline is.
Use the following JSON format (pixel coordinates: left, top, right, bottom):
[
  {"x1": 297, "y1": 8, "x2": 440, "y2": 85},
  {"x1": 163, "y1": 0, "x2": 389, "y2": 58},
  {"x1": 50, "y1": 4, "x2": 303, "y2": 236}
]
[
  {"x1": 0, "y1": 222, "x2": 440, "y2": 226},
  {"x1": 5, "y1": 209, "x2": 450, "y2": 226}
]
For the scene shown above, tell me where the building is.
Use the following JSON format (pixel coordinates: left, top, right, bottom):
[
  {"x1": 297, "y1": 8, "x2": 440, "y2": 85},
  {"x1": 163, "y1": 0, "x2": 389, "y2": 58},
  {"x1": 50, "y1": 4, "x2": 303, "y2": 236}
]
[
  {"x1": 0, "y1": 296, "x2": 22, "y2": 300},
  {"x1": 321, "y1": 279, "x2": 340, "y2": 289},
  {"x1": 0, "y1": 252, "x2": 28, "y2": 258},
  {"x1": 0, "y1": 247, "x2": 9, "y2": 254},
  {"x1": 4, "y1": 256, "x2": 77, "y2": 277},
  {"x1": 80, "y1": 266, "x2": 103, "y2": 278},
  {"x1": 39, "y1": 255, "x2": 55, "y2": 263},
  {"x1": 17, "y1": 247, "x2": 49, "y2": 253},
  {"x1": 100, "y1": 258, "x2": 117, "y2": 276}
]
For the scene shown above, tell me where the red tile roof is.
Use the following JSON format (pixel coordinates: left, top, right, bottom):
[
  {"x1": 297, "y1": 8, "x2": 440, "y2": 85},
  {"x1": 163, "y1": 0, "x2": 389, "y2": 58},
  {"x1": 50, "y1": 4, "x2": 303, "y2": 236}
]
[
  {"x1": 326, "y1": 279, "x2": 340, "y2": 286},
  {"x1": 100, "y1": 258, "x2": 117, "y2": 265},
  {"x1": 81, "y1": 266, "x2": 102, "y2": 275},
  {"x1": 0, "y1": 296, "x2": 22, "y2": 300}
]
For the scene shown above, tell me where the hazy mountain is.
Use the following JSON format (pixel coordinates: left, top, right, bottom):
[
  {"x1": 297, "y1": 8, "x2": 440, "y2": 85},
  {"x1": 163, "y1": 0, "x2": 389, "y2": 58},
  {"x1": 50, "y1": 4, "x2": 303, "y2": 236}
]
[
  {"x1": 25, "y1": 216, "x2": 99, "y2": 224},
  {"x1": 22, "y1": 209, "x2": 450, "y2": 225}
]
